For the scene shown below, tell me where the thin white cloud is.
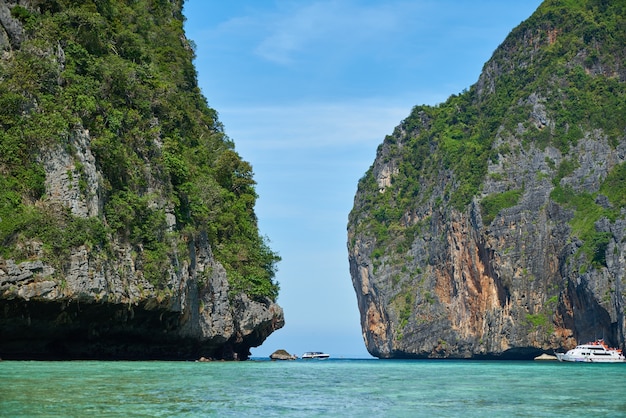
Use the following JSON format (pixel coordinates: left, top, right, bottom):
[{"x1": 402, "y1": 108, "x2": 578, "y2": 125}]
[
  {"x1": 252, "y1": 1, "x2": 423, "y2": 65},
  {"x1": 218, "y1": 98, "x2": 435, "y2": 151}
]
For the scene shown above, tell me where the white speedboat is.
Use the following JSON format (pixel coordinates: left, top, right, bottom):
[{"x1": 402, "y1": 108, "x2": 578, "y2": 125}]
[
  {"x1": 555, "y1": 340, "x2": 625, "y2": 363},
  {"x1": 301, "y1": 352, "x2": 330, "y2": 359}
]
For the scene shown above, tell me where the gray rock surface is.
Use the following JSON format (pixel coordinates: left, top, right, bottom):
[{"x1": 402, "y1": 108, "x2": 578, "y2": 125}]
[
  {"x1": 0, "y1": 1, "x2": 283, "y2": 358},
  {"x1": 270, "y1": 349, "x2": 297, "y2": 360},
  {"x1": 348, "y1": 3, "x2": 626, "y2": 359},
  {"x1": 0, "y1": 220, "x2": 284, "y2": 360},
  {"x1": 0, "y1": 1, "x2": 24, "y2": 50}
]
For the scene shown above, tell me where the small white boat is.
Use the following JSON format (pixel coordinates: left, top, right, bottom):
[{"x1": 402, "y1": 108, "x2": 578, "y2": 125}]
[
  {"x1": 301, "y1": 352, "x2": 330, "y2": 359},
  {"x1": 555, "y1": 340, "x2": 625, "y2": 363}
]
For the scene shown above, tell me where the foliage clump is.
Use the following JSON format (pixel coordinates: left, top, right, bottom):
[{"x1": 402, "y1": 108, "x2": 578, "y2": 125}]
[
  {"x1": 0, "y1": 0, "x2": 279, "y2": 301},
  {"x1": 480, "y1": 189, "x2": 523, "y2": 225}
]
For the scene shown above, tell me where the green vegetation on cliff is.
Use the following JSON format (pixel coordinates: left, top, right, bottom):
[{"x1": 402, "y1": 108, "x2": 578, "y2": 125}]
[
  {"x1": 0, "y1": 0, "x2": 279, "y2": 300},
  {"x1": 348, "y1": 0, "x2": 626, "y2": 359},
  {"x1": 350, "y1": 0, "x2": 626, "y2": 267}
]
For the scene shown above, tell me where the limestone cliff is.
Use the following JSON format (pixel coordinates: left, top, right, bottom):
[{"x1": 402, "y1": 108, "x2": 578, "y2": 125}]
[
  {"x1": 0, "y1": 0, "x2": 282, "y2": 360},
  {"x1": 348, "y1": 0, "x2": 626, "y2": 359}
]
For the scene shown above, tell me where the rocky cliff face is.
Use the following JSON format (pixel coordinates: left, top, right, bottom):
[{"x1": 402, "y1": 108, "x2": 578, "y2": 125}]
[
  {"x1": 0, "y1": 236, "x2": 284, "y2": 360},
  {"x1": 348, "y1": 0, "x2": 626, "y2": 359},
  {"x1": 0, "y1": 0, "x2": 282, "y2": 360}
]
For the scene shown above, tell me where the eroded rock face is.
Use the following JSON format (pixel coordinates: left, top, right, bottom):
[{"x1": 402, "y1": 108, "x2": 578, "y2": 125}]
[
  {"x1": 0, "y1": 0, "x2": 24, "y2": 51},
  {"x1": 1, "y1": 127, "x2": 284, "y2": 358},
  {"x1": 0, "y1": 1, "x2": 283, "y2": 360},
  {"x1": 0, "y1": 229, "x2": 284, "y2": 360},
  {"x1": 41, "y1": 128, "x2": 102, "y2": 218},
  {"x1": 270, "y1": 349, "x2": 297, "y2": 360},
  {"x1": 350, "y1": 133, "x2": 626, "y2": 360},
  {"x1": 348, "y1": 2, "x2": 626, "y2": 359},
  {"x1": 0, "y1": 246, "x2": 284, "y2": 360}
]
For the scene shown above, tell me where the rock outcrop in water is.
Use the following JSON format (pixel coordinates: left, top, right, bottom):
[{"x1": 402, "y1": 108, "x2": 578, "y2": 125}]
[
  {"x1": 0, "y1": 0, "x2": 282, "y2": 360},
  {"x1": 269, "y1": 349, "x2": 297, "y2": 360},
  {"x1": 348, "y1": 0, "x2": 626, "y2": 359}
]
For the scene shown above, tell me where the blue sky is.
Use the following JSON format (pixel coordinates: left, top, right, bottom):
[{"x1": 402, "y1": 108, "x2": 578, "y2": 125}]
[{"x1": 183, "y1": 0, "x2": 544, "y2": 358}]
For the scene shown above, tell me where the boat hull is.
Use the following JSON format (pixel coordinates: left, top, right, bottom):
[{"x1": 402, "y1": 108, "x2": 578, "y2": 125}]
[
  {"x1": 555, "y1": 341, "x2": 625, "y2": 363},
  {"x1": 301, "y1": 352, "x2": 330, "y2": 359},
  {"x1": 555, "y1": 354, "x2": 624, "y2": 363}
]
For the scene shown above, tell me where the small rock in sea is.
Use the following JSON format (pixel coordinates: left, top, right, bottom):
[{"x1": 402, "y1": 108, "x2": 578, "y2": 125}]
[
  {"x1": 534, "y1": 353, "x2": 557, "y2": 361},
  {"x1": 270, "y1": 349, "x2": 297, "y2": 360},
  {"x1": 197, "y1": 356, "x2": 212, "y2": 362}
]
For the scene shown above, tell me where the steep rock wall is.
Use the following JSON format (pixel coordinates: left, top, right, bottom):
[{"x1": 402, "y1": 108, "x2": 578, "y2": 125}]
[
  {"x1": 348, "y1": 0, "x2": 626, "y2": 359},
  {"x1": 0, "y1": 122, "x2": 284, "y2": 360},
  {"x1": 0, "y1": 0, "x2": 283, "y2": 360}
]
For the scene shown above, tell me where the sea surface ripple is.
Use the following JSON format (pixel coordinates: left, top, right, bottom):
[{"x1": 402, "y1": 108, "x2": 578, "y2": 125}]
[{"x1": 1, "y1": 358, "x2": 624, "y2": 416}]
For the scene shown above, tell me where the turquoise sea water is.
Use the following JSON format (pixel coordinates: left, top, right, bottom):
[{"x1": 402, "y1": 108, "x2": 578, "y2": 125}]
[{"x1": 1, "y1": 358, "x2": 625, "y2": 417}]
